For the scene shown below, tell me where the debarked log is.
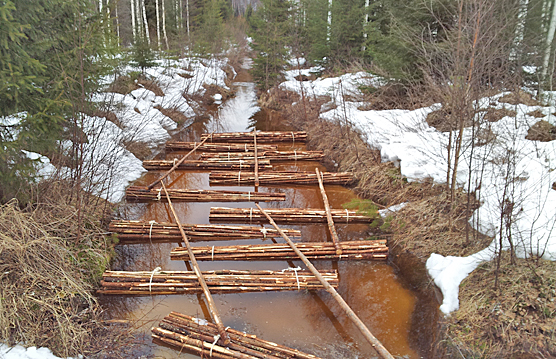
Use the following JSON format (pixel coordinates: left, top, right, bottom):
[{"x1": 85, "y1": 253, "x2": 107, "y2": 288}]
[
  {"x1": 209, "y1": 207, "x2": 372, "y2": 223},
  {"x1": 200, "y1": 151, "x2": 324, "y2": 162},
  {"x1": 209, "y1": 171, "x2": 354, "y2": 186},
  {"x1": 126, "y1": 186, "x2": 286, "y2": 202},
  {"x1": 170, "y1": 240, "x2": 388, "y2": 261},
  {"x1": 201, "y1": 131, "x2": 307, "y2": 143},
  {"x1": 152, "y1": 312, "x2": 322, "y2": 359},
  {"x1": 166, "y1": 142, "x2": 277, "y2": 152},
  {"x1": 98, "y1": 269, "x2": 338, "y2": 295},
  {"x1": 143, "y1": 159, "x2": 272, "y2": 171},
  {"x1": 109, "y1": 220, "x2": 301, "y2": 244}
]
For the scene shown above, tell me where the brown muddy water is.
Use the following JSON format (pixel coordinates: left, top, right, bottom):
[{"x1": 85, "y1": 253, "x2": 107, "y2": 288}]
[{"x1": 101, "y1": 76, "x2": 434, "y2": 358}]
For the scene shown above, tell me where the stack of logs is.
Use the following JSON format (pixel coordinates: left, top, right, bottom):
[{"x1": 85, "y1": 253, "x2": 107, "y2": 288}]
[
  {"x1": 152, "y1": 312, "x2": 322, "y2": 359},
  {"x1": 209, "y1": 207, "x2": 372, "y2": 223},
  {"x1": 99, "y1": 269, "x2": 338, "y2": 295},
  {"x1": 201, "y1": 131, "x2": 307, "y2": 143},
  {"x1": 209, "y1": 171, "x2": 354, "y2": 186},
  {"x1": 126, "y1": 186, "x2": 286, "y2": 202}
]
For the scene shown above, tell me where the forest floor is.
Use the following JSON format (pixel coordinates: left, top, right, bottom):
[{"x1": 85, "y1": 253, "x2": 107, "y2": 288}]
[{"x1": 262, "y1": 79, "x2": 556, "y2": 358}]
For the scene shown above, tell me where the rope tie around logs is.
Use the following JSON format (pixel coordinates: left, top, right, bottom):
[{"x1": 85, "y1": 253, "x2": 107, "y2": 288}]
[
  {"x1": 345, "y1": 209, "x2": 350, "y2": 223},
  {"x1": 260, "y1": 227, "x2": 268, "y2": 239},
  {"x1": 281, "y1": 266, "x2": 302, "y2": 290},
  {"x1": 148, "y1": 220, "x2": 157, "y2": 242},
  {"x1": 149, "y1": 267, "x2": 162, "y2": 293}
]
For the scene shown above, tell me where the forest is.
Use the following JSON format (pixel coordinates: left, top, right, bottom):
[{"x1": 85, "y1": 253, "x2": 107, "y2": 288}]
[{"x1": 1, "y1": 0, "x2": 555, "y2": 358}]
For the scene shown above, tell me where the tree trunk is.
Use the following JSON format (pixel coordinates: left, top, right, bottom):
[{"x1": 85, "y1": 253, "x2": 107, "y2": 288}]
[
  {"x1": 131, "y1": 0, "x2": 137, "y2": 42},
  {"x1": 142, "y1": 0, "x2": 151, "y2": 45},
  {"x1": 541, "y1": 0, "x2": 556, "y2": 84},
  {"x1": 115, "y1": 0, "x2": 120, "y2": 41},
  {"x1": 156, "y1": 0, "x2": 161, "y2": 49},
  {"x1": 510, "y1": 0, "x2": 529, "y2": 60},
  {"x1": 327, "y1": 0, "x2": 332, "y2": 42},
  {"x1": 162, "y1": 0, "x2": 169, "y2": 49},
  {"x1": 185, "y1": 0, "x2": 190, "y2": 41}
]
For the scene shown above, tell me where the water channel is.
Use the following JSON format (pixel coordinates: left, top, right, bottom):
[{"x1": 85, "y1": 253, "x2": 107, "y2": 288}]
[{"x1": 102, "y1": 68, "x2": 427, "y2": 358}]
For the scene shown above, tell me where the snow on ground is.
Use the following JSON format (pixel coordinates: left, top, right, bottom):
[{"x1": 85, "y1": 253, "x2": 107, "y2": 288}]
[
  {"x1": 1, "y1": 56, "x2": 229, "y2": 203},
  {"x1": 281, "y1": 68, "x2": 556, "y2": 314},
  {"x1": 0, "y1": 344, "x2": 78, "y2": 359}
]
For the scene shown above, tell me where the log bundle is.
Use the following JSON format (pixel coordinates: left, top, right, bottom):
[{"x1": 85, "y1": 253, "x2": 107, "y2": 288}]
[
  {"x1": 152, "y1": 312, "x2": 322, "y2": 359},
  {"x1": 98, "y1": 269, "x2": 338, "y2": 295},
  {"x1": 200, "y1": 151, "x2": 324, "y2": 162},
  {"x1": 109, "y1": 220, "x2": 301, "y2": 244},
  {"x1": 209, "y1": 207, "x2": 372, "y2": 224},
  {"x1": 171, "y1": 240, "x2": 388, "y2": 261},
  {"x1": 209, "y1": 171, "x2": 354, "y2": 186},
  {"x1": 166, "y1": 142, "x2": 278, "y2": 152},
  {"x1": 201, "y1": 131, "x2": 307, "y2": 143},
  {"x1": 126, "y1": 186, "x2": 286, "y2": 202},
  {"x1": 142, "y1": 159, "x2": 272, "y2": 171}
]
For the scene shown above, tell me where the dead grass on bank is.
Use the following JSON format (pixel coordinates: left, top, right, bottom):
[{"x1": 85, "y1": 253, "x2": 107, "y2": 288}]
[
  {"x1": 0, "y1": 181, "x2": 134, "y2": 357},
  {"x1": 278, "y1": 92, "x2": 553, "y2": 358}
]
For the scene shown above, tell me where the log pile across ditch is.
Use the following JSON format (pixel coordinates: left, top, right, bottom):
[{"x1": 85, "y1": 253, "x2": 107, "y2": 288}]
[
  {"x1": 109, "y1": 220, "x2": 301, "y2": 244},
  {"x1": 143, "y1": 159, "x2": 273, "y2": 171},
  {"x1": 209, "y1": 171, "x2": 354, "y2": 186},
  {"x1": 170, "y1": 240, "x2": 388, "y2": 261},
  {"x1": 200, "y1": 150, "x2": 325, "y2": 162},
  {"x1": 126, "y1": 186, "x2": 286, "y2": 202},
  {"x1": 201, "y1": 131, "x2": 307, "y2": 143},
  {"x1": 209, "y1": 207, "x2": 372, "y2": 223},
  {"x1": 99, "y1": 269, "x2": 338, "y2": 295},
  {"x1": 152, "y1": 312, "x2": 322, "y2": 359},
  {"x1": 166, "y1": 142, "x2": 278, "y2": 152}
]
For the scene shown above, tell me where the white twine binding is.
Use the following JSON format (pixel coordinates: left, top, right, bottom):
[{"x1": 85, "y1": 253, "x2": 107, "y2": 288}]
[
  {"x1": 291, "y1": 131, "x2": 295, "y2": 145},
  {"x1": 247, "y1": 191, "x2": 251, "y2": 202},
  {"x1": 148, "y1": 220, "x2": 157, "y2": 242},
  {"x1": 149, "y1": 267, "x2": 162, "y2": 293},
  {"x1": 249, "y1": 208, "x2": 253, "y2": 224},
  {"x1": 294, "y1": 150, "x2": 297, "y2": 161},
  {"x1": 173, "y1": 158, "x2": 178, "y2": 166},
  {"x1": 237, "y1": 171, "x2": 241, "y2": 184},
  {"x1": 239, "y1": 160, "x2": 244, "y2": 170},
  {"x1": 156, "y1": 188, "x2": 162, "y2": 201},
  {"x1": 345, "y1": 209, "x2": 350, "y2": 223},
  {"x1": 260, "y1": 227, "x2": 268, "y2": 239},
  {"x1": 244, "y1": 143, "x2": 248, "y2": 152},
  {"x1": 211, "y1": 246, "x2": 215, "y2": 261},
  {"x1": 210, "y1": 334, "x2": 220, "y2": 356},
  {"x1": 282, "y1": 266, "x2": 302, "y2": 290}
]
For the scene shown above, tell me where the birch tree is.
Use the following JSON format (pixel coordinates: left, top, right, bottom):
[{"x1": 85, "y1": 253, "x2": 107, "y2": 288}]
[
  {"x1": 156, "y1": 0, "x2": 161, "y2": 49},
  {"x1": 142, "y1": 0, "x2": 151, "y2": 45},
  {"x1": 541, "y1": 0, "x2": 556, "y2": 84}
]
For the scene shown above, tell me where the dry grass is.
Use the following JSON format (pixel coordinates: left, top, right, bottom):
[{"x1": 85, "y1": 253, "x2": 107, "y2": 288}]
[{"x1": 0, "y1": 181, "x2": 133, "y2": 357}]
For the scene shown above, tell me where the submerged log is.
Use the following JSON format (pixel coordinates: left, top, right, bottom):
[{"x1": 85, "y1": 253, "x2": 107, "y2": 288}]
[
  {"x1": 109, "y1": 220, "x2": 301, "y2": 244},
  {"x1": 170, "y1": 240, "x2": 388, "y2": 261},
  {"x1": 143, "y1": 159, "x2": 272, "y2": 171},
  {"x1": 201, "y1": 131, "x2": 307, "y2": 143},
  {"x1": 166, "y1": 142, "x2": 278, "y2": 152},
  {"x1": 209, "y1": 171, "x2": 354, "y2": 186},
  {"x1": 98, "y1": 269, "x2": 338, "y2": 295},
  {"x1": 152, "y1": 312, "x2": 322, "y2": 359},
  {"x1": 209, "y1": 207, "x2": 372, "y2": 223},
  {"x1": 126, "y1": 186, "x2": 286, "y2": 202},
  {"x1": 200, "y1": 151, "x2": 325, "y2": 162}
]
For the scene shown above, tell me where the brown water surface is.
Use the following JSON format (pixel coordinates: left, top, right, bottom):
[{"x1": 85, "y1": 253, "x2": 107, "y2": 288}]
[{"x1": 102, "y1": 77, "x2": 422, "y2": 358}]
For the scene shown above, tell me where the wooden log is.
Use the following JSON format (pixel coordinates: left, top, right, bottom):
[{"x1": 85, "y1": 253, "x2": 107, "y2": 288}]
[
  {"x1": 209, "y1": 171, "x2": 354, "y2": 186},
  {"x1": 255, "y1": 204, "x2": 394, "y2": 359},
  {"x1": 98, "y1": 269, "x2": 338, "y2": 295},
  {"x1": 166, "y1": 142, "x2": 277, "y2": 152},
  {"x1": 254, "y1": 131, "x2": 259, "y2": 187},
  {"x1": 160, "y1": 181, "x2": 229, "y2": 345},
  {"x1": 209, "y1": 207, "x2": 371, "y2": 223},
  {"x1": 170, "y1": 240, "x2": 388, "y2": 261},
  {"x1": 143, "y1": 159, "x2": 273, "y2": 171},
  {"x1": 109, "y1": 220, "x2": 301, "y2": 244},
  {"x1": 148, "y1": 135, "x2": 210, "y2": 189},
  {"x1": 126, "y1": 186, "x2": 286, "y2": 202},
  {"x1": 200, "y1": 151, "x2": 325, "y2": 162},
  {"x1": 201, "y1": 131, "x2": 307, "y2": 143},
  {"x1": 152, "y1": 312, "x2": 322, "y2": 359},
  {"x1": 316, "y1": 168, "x2": 341, "y2": 255}
]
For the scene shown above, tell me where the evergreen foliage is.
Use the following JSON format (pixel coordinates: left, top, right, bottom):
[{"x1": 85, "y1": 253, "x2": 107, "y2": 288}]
[{"x1": 248, "y1": 0, "x2": 293, "y2": 90}]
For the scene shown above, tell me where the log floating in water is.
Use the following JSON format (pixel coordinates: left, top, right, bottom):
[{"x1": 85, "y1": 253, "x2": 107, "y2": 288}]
[
  {"x1": 166, "y1": 142, "x2": 278, "y2": 152},
  {"x1": 200, "y1": 151, "x2": 325, "y2": 162},
  {"x1": 201, "y1": 131, "x2": 307, "y2": 143},
  {"x1": 170, "y1": 240, "x2": 388, "y2": 261},
  {"x1": 109, "y1": 220, "x2": 301, "y2": 244},
  {"x1": 152, "y1": 312, "x2": 322, "y2": 359},
  {"x1": 98, "y1": 269, "x2": 338, "y2": 295},
  {"x1": 209, "y1": 171, "x2": 354, "y2": 186},
  {"x1": 209, "y1": 207, "x2": 372, "y2": 223},
  {"x1": 143, "y1": 159, "x2": 273, "y2": 171},
  {"x1": 126, "y1": 186, "x2": 286, "y2": 202}
]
